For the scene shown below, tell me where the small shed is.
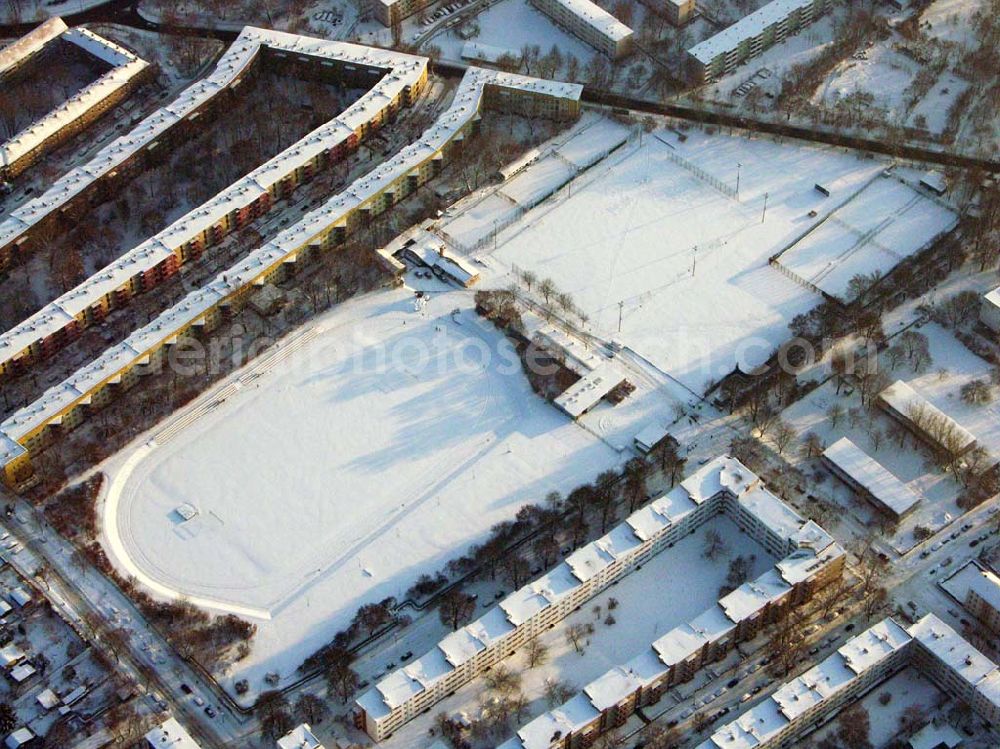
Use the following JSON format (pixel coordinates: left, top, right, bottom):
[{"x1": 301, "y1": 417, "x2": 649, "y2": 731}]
[{"x1": 5, "y1": 728, "x2": 33, "y2": 749}]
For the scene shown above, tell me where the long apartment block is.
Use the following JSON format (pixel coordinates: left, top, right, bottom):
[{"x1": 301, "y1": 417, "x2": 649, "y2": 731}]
[
  {"x1": 0, "y1": 68, "x2": 583, "y2": 490},
  {"x1": 700, "y1": 613, "x2": 1000, "y2": 749},
  {"x1": 529, "y1": 0, "x2": 633, "y2": 59},
  {"x1": 357, "y1": 456, "x2": 845, "y2": 743},
  {"x1": 0, "y1": 27, "x2": 430, "y2": 382},
  {"x1": 687, "y1": 0, "x2": 832, "y2": 83},
  {"x1": 0, "y1": 18, "x2": 151, "y2": 181}
]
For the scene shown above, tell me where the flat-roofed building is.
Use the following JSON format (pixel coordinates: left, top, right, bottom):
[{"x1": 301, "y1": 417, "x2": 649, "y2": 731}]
[
  {"x1": 697, "y1": 614, "x2": 1000, "y2": 749},
  {"x1": 0, "y1": 20, "x2": 152, "y2": 180},
  {"x1": 980, "y1": 286, "x2": 1000, "y2": 334},
  {"x1": 145, "y1": 717, "x2": 201, "y2": 749},
  {"x1": 554, "y1": 362, "x2": 628, "y2": 419},
  {"x1": 909, "y1": 613, "x2": 1000, "y2": 727},
  {"x1": 470, "y1": 457, "x2": 844, "y2": 749},
  {"x1": 276, "y1": 724, "x2": 324, "y2": 749},
  {"x1": 663, "y1": 0, "x2": 696, "y2": 25},
  {"x1": 529, "y1": 0, "x2": 634, "y2": 58},
  {"x1": 687, "y1": 0, "x2": 832, "y2": 82},
  {"x1": 822, "y1": 437, "x2": 922, "y2": 518},
  {"x1": 950, "y1": 562, "x2": 1000, "y2": 634},
  {"x1": 0, "y1": 66, "x2": 583, "y2": 491},
  {"x1": 877, "y1": 381, "x2": 977, "y2": 458},
  {"x1": 371, "y1": 0, "x2": 434, "y2": 26}
]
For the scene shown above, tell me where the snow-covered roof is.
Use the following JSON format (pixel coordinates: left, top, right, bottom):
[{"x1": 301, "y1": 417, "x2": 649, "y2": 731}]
[
  {"x1": 679, "y1": 455, "x2": 757, "y2": 503},
  {"x1": 634, "y1": 421, "x2": 668, "y2": 451},
  {"x1": 542, "y1": 0, "x2": 633, "y2": 43},
  {"x1": 565, "y1": 522, "x2": 642, "y2": 582},
  {"x1": 823, "y1": 437, "x2": 921, "y2": 516},
  {"x1": 909, "y1": 613, "x2": 1000, "y2": 702},
  {"x1": 583, "y1": 665, "x2": 644, "y2": 711},
  {"x1": 878, "y1": 380, "x2": 977, "y2": 453},
  {"x1": 700, "y1": 697, "x2": 787, "y2": 749},
  {"x1": 10, "y1": 663, "x2": 35, "y2": 682},
  {"x1": 984, "y1": 286, "x2": 1000, "y2": 311},
  {"x1": 500, "y1": 563, "x2": 581, "y2": 625},
  {"x1": 951, "y1": 561, "x2": 1000, "y2": 613},
  {"x1": 514, "y1": 693, "x2": 600, "y2": 749},
  {"x1": 837, "y1": 617, "x2": 912, "y2": 675},
  {"x1": 775, "y1": 543, "x2": 843, "y2": 586},
  {"x1": 1, "y1": 24, "x2": 150, "y2": 171},
  {"x1": 554, "y1": 361, "x2": 627, "y2": 419},
  {"x1": 4, "y1": 728, "x2": 34, "y2": 749},
  {"x1": 718, "y1": 568, "x2": 791, "y2": 622},
  {"x1": 144, "y1": 717, "x2": 202, "y2": 748},
  {"x1": 654, "y1": 604, "x2": 736, "y2": 667},
  {"x1": 0, "y1": 643, "x2": 25, "y2": 666},
  {"x1": 0, "y1": 27, "x2": 427, "y2": 367},
  {"x1": 0, "y1": 67, "x2": 585, "y2": 474},
  {"x1": 626, "y1": 484, "x2": 697, "y2": 540},
  {"x1": 688, "y1": 0, "x2": 819, "y2": 65},
  {"x1": 703, "y1": 619, "x2": 911, "y2": 749},
  {"x1": 0, "y1": 17, "x2": 67, "y2": 76},
  {"x1": 736, "y1": 484, "x2": 806, "y2": 545},
  {"x1": 908, "y1": 723, "x2": 963, "y2": 749},
  {"x1": 403, "y1": 233, "x2": 480, "y2": 285},
  {"x1": 36, "y1": 688, "x2": 59, "y2": 711}
]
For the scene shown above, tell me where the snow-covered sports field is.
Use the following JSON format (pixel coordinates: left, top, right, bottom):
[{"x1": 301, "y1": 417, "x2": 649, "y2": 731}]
[
  {"x1": 103, "y1": 286, "x2": 622, "y2": 689},
  {"x1": 477, "y1": 125, "x2": 950, "y2": 393},
  {"x1": 776, "y1": 176, "x2": 957, "y2": 301}
]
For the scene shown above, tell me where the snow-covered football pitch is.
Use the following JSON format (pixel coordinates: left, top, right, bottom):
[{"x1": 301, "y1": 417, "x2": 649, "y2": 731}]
[{"x1": 102, "y1": 288, "x2": 623, "y2": 690}]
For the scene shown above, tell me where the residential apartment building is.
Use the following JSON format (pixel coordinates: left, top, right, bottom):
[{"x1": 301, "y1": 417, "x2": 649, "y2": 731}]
[
  {"x1": 145, "y1": 717, "x2": 202, "y2": 749},
  {"x1": 687, "y1": 0, "x2": 832, "y2": 83},
  {"x1": 699, "y1": 614, "x2": 1000, "y2": 749},
  {"x1": 957, "y1": 564, "x2": 1000, "y2": 634},
  {"x1": 0, "y1": 19, "x2": 151, "y2": 181},
  {"x1": 359, "y1": 456, "x2": 844, "y2": 743},
  {"x1": 371, "y1": 0, "x2": 434, "y2": 26},
  {"x1": 0, "y1": 27, "x2": 430, "y2": 383},
  {"x1": 529, "y1": 0, "x2": 634, "y2": 58},
  {"x1": 0, "y1": 17, "x2": 68, "y2": 78},
  {"x1": 0, "y1": 67, "x2": 583, "y2": 490},
  {"x1": 662, "y1": 0, "x2": 696, "y2": 26},
  {"x1": 276, "y1": 724, "x2": 324, "y2": 749}
]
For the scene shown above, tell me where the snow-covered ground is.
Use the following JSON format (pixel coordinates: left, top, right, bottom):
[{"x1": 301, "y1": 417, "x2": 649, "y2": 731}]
[
  {"x1": 101, "y1": 284, "x2": 624, "y2": 692},
  {"x1": 814, "y1": 43, "x2": 919, "y2": 119},
  {"x1": 793, "y1": 667, "x2": 946, "y2": 748},
  {"x1": 920, "y1": 0, "x2": 988, "y2": 46},
  {"x1": 697, "y1": 14, "x2": 841, "y2": 103},
  {"x1": 895, "y1": 321, "x2": 1000, "y2": 460},
  {"x1": 424, "y1": 0, "x2": 594, "y2": 67},
  {"x1": 373, "y1": 515, "x2": 773, "y2": 749},
  {"x1": 781, "y1": 375, "x2": 963, "y2": 553},
  {"x1": 474, "y1": 123, "x2": 896, "y2": 393}
]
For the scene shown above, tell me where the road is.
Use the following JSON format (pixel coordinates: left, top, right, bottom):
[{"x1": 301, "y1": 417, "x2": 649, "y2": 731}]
[{"x1": 0, "y1": 498, "x2": 246, "y2": 748}]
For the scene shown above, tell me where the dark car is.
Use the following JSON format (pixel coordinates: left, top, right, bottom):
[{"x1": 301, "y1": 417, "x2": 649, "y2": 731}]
[
  {"x1": 205, "y1": 706, "x2": 217, "y2": 718},
  {"x1": 180, "y1": 683, "x2": 192, "y2": 695}
]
